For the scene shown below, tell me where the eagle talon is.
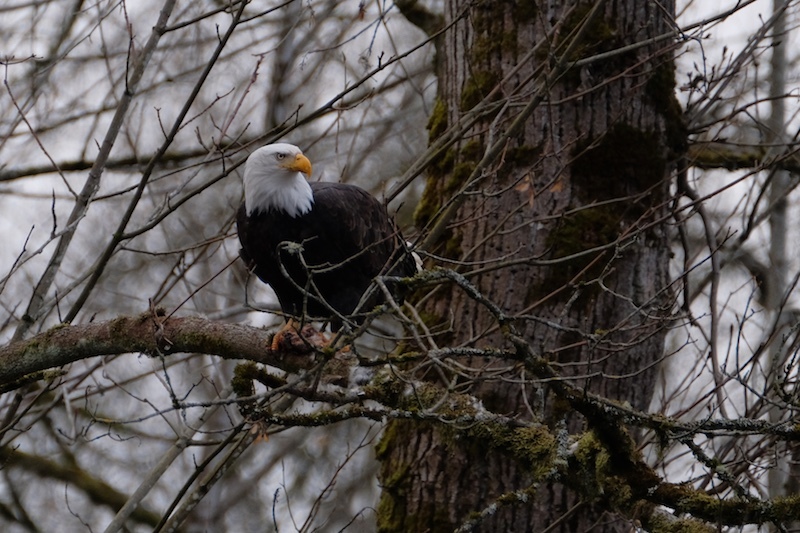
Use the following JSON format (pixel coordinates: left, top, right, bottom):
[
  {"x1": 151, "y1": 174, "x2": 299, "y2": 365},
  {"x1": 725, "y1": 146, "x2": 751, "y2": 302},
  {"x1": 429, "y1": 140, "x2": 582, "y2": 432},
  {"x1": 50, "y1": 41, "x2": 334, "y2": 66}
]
[
  {"x1": 270, "y1": 334, "x2": 280, "y2": 353},
  {"x1": 271, "y1": 319, "x2": 337, "y2": 354},
  {"x1": 270, "y1": 318, "x2": 295, "y2": 352}
]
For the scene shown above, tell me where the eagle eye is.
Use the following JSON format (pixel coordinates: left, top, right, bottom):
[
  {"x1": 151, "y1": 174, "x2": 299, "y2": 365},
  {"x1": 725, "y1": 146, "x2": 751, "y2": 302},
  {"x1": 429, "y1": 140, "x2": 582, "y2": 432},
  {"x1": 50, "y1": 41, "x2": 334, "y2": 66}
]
[{"x1": 276, "y1": 153, "x2": 287, "y2": 161}]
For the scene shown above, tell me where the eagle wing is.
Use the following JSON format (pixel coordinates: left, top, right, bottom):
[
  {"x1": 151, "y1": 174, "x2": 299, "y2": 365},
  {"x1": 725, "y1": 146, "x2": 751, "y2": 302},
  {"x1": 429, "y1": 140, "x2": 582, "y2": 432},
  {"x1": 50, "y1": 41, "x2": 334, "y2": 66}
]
[
  {"x1": 236, "y1": 181, "x2": 414, "y2": 326},
  {"x1": 306, "y1": 182, "x2": 399, "y2": 276}
]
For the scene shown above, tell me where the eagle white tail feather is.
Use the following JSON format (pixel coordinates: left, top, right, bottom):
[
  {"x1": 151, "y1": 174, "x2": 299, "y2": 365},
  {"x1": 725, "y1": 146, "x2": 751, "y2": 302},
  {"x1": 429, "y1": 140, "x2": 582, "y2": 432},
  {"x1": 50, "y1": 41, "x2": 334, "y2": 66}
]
[{"x1": 406, "y1": 241, "x2": 423, "y2": 273}]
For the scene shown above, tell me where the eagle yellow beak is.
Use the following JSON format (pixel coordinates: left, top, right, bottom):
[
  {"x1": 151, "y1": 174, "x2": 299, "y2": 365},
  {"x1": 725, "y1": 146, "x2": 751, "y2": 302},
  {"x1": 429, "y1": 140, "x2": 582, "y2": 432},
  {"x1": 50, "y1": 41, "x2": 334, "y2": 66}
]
[{"x1": 284, "y1": 153, "x2": 312, "y2": 176}]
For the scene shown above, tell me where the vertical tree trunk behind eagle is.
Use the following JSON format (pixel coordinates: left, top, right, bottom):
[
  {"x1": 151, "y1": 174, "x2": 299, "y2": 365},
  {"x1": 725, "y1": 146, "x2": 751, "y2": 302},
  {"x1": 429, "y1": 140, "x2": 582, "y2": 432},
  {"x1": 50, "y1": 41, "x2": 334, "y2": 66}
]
[{"x1": 378, "y1": 1, "x2": 678, "y2": 531}]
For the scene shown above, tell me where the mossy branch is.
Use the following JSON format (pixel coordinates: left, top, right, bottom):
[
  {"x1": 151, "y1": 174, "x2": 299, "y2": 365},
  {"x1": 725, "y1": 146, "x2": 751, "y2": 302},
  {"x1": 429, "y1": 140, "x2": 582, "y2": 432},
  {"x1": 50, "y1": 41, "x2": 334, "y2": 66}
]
[
  {"x1": 0, "y1": 311, "x2": 315, "y2": 388},
  {"x1": 688, "y1": 142, "x2": 800, "y2": 173}
]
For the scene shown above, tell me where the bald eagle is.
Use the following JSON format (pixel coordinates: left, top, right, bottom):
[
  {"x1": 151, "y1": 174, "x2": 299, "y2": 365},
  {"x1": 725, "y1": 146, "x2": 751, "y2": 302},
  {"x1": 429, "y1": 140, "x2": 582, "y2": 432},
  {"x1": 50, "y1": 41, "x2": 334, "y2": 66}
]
[{"x1": 236, "y1": 143, "x2": 418, "y2": 336}]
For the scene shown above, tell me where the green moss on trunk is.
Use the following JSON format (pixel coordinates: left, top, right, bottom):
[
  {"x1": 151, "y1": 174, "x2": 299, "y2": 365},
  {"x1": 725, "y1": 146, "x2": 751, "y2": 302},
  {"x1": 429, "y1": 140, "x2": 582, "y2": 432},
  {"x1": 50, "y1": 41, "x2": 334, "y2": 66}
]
[{"x1": 571, "y1": 123, "x2": 666, "y2": 202}]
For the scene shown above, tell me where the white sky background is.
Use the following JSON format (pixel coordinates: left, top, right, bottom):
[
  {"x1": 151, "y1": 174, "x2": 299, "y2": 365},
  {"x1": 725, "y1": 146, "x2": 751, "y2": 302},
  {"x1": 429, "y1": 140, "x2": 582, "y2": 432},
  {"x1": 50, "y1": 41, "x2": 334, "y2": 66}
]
[
  {"x1": 665, "y1": 0, "x2": 800, "y2": 409},
  {"x1": 650, "y1": 0, "x2": 800, "y2": 508}
]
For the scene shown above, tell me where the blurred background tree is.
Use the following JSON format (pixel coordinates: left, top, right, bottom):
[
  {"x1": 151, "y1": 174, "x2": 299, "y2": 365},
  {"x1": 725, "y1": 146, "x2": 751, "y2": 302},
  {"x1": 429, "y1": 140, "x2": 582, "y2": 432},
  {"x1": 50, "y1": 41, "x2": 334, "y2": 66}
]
[{"x1": 2, "y1": 1, "x2": 800, "y2": 532}]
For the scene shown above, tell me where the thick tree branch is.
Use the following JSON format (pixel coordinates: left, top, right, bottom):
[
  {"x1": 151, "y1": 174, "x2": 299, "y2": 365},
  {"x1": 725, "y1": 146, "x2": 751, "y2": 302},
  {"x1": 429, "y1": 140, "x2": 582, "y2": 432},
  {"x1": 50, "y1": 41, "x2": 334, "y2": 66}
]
[
  {"x1": 688, "y1": 142, "x2": 800, "y2": 172},
  {"x1": 0, "y1": 312, "x2": 314, "y2": 387}
]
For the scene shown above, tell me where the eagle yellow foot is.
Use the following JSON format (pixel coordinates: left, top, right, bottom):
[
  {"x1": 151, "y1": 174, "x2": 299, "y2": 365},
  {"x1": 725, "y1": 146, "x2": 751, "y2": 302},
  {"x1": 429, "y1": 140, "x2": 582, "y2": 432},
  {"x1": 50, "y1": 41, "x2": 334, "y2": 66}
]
[
  {"x1": 271, "y1": 319, "x2": 333, "y2": 353},
  {"x1": 271, "y1": 318, "x2": 297, "y2": 352}
]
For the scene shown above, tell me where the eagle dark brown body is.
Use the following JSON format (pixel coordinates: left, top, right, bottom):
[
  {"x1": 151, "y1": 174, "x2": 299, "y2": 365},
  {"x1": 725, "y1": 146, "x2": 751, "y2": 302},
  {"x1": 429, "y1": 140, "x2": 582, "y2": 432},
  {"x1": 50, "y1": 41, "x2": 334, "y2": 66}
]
[{"x1": 237, "y1": 181, "x2": 417, "y2": 330}]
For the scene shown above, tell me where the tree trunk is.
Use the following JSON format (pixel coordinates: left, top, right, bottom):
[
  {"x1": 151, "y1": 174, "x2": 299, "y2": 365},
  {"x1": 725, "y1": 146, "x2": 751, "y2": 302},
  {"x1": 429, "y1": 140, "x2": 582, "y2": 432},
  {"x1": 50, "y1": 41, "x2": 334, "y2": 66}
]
[
  {"x1": 766, "y1": 3, "x2": 800, "y2": 530},
  {"x1": 378, "y1": 1, "x2": 680, "y2": 531}
]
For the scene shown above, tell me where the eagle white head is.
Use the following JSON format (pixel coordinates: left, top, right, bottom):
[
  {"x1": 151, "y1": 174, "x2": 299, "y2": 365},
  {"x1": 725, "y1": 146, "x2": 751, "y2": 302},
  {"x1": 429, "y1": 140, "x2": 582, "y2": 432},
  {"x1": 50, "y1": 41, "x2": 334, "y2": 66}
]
[{"x1": 243, "y1": 143, "x2": 314, "y2": 217}]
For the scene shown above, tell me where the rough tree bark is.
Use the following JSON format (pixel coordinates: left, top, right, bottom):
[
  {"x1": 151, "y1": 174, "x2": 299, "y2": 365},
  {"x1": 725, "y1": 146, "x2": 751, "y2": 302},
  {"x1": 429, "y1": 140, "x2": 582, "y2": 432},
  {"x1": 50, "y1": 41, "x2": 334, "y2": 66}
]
[{"x1": 378, "y1": 1, "x2": 680, "y2": 531}]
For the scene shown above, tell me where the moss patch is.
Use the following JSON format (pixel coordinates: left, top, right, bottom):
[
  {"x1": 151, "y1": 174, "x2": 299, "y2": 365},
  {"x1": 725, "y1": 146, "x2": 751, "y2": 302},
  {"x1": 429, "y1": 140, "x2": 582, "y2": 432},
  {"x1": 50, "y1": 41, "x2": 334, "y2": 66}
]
[
  {"x1": 507, "y1": 144, "x2": 544, "y2": 168},
  {"x1": 231, "y1": 362, "x2": 258, "y2": 398},
  {"x1": 555, "y1": 3, "x2": 640, "y2": 87},
  {"x1": 572, "y1": 430, "x2": 633, "y2": 505},
  {"x1": 376, "y1": 420, "x2": 457, "y2": 532},
  {"x1": 460, "y1": 70, "x2": 500, "y2": 111},
  {"x1": 465, "y1": 422, "x2": 556, "y2": 480},
  {"x1": 561, "y1": 3, "x2": 617, "y2": 61},
  {"x1": 426, "y1": 97, "x2": 448, "y2": 141},
  {"x1": 531, "y1": 205, "x2": 621, "y2": 296},
  {"x1": 571, "y1": 123, "x2": 666, "y2": 202},
  {"x1": 646, "y1": 60, "x2": 688, "y2": 157},
  {"x1": 469, "y1": 1, "x2": 516, "y2": 64},
  {"x1": 643, "y1": 511, "x2": 715, "y2": 533},
  {"x1": 547, "y1": 207, "x2": 619, "y2": 258},
  {"x1": 376, "y1": 417, "x2": 555, "y2": 532},
  {"x1": 414, "y1": 140, "x2": 483, "y2": 255},
  {"x1": 515, "y1": 2, "x2": 538, "y2": 22}
]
